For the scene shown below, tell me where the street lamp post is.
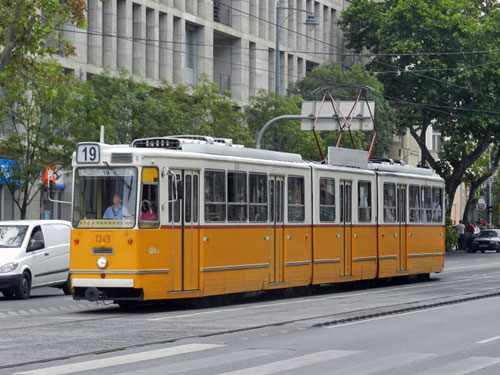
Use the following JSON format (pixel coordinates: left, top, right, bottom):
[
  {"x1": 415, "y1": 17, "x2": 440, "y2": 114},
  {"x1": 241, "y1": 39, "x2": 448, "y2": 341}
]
[{"x1": 275, "y1": 4, "x2": 318, "y2": 96}]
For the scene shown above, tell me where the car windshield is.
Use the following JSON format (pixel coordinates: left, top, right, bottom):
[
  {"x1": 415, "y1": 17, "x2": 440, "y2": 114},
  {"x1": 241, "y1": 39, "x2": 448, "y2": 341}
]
[
  {"x1": 72, "y1": 167, "x2": 138, "y2": 229},
  {"x1": 0, "y1": 225, "x2": 28, "y2": 248},
  {"x1": 478, "y1": 230, "x2": 499, "y2": 238}
]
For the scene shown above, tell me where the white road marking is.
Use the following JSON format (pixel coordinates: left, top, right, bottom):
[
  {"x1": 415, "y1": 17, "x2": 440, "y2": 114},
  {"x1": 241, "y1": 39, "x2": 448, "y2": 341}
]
[
  {"x1": 123, "y1": 349, "x2": 280, "y2": 375},
  {"x1": 478, "y1": 334, "x2": 500, "y2": 344},
  {"x1": 328, "y1": 352, "x2": 435, "y2": 375},
  {"x1": 215, "y1": 350, "x2": 359, "y2": 375},
  {"x1": 413, "y1": 356, "x2": 500, "y2": 375},
  {"x1": 14, "y1": 343, "x2": 223, "y2": 375}
]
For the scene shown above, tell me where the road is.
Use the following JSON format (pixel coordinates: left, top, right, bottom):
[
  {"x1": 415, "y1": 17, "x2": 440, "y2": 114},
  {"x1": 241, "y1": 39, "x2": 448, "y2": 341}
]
[{"x1": 1, "y1": 251, "x2": 500, "y2": 374}]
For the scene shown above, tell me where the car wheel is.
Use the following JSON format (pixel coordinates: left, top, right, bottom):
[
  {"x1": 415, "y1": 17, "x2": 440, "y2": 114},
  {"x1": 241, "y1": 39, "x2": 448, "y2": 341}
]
[
  {"x1": 14, "y1": 272, "x2": 31, "y2": 299},
  {"x1": 497, "y1": 245, "x2": 500, "y2": 253},
  {"x1": 62, "y1": 277, "x2": 72, "y2": 295}
]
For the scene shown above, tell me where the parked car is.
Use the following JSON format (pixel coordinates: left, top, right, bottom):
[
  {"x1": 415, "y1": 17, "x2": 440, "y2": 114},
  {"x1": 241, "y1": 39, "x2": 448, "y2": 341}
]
[
  {"x1": 468, "y1": 229, "x2": 500, "y2": 253},
  {"x1": 0, "y1": 220, "x2": 71, "y2": 299}
]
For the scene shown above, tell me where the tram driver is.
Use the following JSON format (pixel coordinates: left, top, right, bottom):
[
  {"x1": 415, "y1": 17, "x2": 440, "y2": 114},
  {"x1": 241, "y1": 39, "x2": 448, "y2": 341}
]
[{"x1": 103, "y1": 194, "x2": 131, "y2": 219}]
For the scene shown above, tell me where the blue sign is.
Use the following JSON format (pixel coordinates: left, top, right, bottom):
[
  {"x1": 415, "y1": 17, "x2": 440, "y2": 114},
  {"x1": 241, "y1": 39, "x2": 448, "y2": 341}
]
[{"x1": 0, "y1": 158, "x2": 17, "y2": 185}]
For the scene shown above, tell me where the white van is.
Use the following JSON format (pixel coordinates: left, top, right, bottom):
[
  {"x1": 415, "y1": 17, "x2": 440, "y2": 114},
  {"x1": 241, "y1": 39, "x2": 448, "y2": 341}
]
[{"x1": 0, "y1": 220, "x2": 72, "y2": 299}]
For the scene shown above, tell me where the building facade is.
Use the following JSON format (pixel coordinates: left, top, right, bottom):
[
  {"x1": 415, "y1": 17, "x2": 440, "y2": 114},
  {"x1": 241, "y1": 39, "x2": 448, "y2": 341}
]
[{"x1": 59, "y1": 0, "x2": 350, "y2": 100}]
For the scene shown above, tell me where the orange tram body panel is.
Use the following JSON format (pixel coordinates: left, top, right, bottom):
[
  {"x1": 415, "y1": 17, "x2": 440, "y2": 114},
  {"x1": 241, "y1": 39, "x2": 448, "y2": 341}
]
[{"x1": 70, "y1": 136, "x2": 445, "y2": 304}]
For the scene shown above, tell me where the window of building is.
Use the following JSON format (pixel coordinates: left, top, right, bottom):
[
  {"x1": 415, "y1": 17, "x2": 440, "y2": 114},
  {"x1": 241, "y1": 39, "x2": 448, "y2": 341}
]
[
  {"x1": 288, "y1": 176, "x2": 305, "y2": 222},
  {"x1": 383, "y1": 183, "x2": 397, "y2": 223},
  {"x1": 358, "y1": 181, "x2": 371, "y2": 222},
  {"x1": 249, "y1": 173, "x2": 267, "y2": 222},
  {"x1": 422, "y1": 186, "x2": 432, "y2": 223},
  {"x1": 204, "y1": 170, "x2": 225, "y2": 222},
  {"x1": 319, "y1": 177, "x2": 335, "y2": 222},
  {"x1": 227, "y1": 171, "x2": 247, "y2": 222},
  {"x1": 409, "y1": 185, "x2": 420, "y2": 223}
]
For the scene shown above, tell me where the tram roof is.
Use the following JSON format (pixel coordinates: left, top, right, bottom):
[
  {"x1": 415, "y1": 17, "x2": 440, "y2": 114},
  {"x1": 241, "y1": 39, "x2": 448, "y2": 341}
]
[{"x1": 74, "y1": 136, "x2": 442, "y2": 180}]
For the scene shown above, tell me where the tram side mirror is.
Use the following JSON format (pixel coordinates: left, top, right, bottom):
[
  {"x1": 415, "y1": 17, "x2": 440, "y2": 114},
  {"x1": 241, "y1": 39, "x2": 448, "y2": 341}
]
[{"x1": 176, "y1": 180, "x2": 183, "y2": 200}]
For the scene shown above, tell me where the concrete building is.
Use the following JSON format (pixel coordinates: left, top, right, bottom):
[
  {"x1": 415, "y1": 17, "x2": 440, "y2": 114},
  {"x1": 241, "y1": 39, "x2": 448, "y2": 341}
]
[{"x1": 58, "y1": 0, "x2": 350, "y2": 101}]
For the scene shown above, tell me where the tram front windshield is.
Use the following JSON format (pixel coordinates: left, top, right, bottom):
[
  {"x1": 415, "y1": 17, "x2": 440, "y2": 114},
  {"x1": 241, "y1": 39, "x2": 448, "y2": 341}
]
[{"x1": 73, "y1": 167, "x2": 138, "y2": 228}]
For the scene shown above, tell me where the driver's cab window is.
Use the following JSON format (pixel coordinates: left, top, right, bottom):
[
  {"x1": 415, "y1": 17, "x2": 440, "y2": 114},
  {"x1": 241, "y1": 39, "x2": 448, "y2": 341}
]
[
  {"x1": 139, "y1": 167, "x2": 159, "y2": 228},
  {"x1": 28, "y1": 226, "x2": 45, "y2": 251}
]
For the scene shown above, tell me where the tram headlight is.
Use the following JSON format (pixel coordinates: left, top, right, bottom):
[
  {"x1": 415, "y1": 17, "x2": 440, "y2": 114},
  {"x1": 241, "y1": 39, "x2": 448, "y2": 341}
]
[{"x1": 96, "y1": 256, "x2": 108, "y2": 269}]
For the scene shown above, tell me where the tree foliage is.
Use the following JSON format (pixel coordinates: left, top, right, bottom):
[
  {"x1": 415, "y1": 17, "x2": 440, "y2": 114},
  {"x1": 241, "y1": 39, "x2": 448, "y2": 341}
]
[
  {"x1": 0, "y1": 0, "x2": 86, "y2": 73},
  {"x1": 0, "y1": 59, "x2": 77, "y2": 218},
  {"x1": 339, "y1": 0, "x2": 500, "y2": 216},
  {"x1": 73, "y1": 72, "x2": 250, "y2": 145}
]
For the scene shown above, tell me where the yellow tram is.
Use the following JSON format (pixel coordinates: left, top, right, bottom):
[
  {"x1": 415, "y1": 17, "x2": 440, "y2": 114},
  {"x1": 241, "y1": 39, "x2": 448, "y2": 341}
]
[{"x1": 70, "y1": 136, "x2": 444, "y2": 304}]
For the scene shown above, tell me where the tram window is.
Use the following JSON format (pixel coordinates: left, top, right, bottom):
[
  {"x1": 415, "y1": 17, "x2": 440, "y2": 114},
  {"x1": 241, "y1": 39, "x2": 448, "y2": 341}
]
[
  {"x1": 249, "y1": 173, "x2": 267, "y2": 222},
  {"x1": 319, "y1": 177, "x2": 335, "y2": 222},
  {"x1": 185, "y1": 175, "x2": 192, "y2": 223},
  {"x1": 358, "y1": 181, "x2": 371, "y2": 222},
  {"x1": 409, "y1": 185, "x2": 420, "y2": 223},
  {"x1": 228, "y1": 171, "x2": 247, "y2": 222},
  {"x1": 422, "y1": 186, "x2": 432, "y2": 223},
  {"x1": 193, "y1": 175, "x2": 199, "y2": 223},
  {"x1": 139, "y1": 167, "x2": 159, "y2": 228},
  {"x1": 432, "y1": 187, "x2": 443, "y2": 222},
  {"x1": 204, "y1": 170, "x2": 226, "y2": 222},
  {"x1": 383, "y1": 183, "x2": 396, "y2": 223},
  {"x1": 288, "y1": 176, "x2": 305, "y2": 222},
  {"x1": 168, "y1": 174, "x2": 181, "y2": 223}
]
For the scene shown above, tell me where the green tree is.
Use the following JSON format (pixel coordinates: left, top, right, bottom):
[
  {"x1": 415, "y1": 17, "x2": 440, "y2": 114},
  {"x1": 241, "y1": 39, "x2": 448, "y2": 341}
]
[
  {"x1": 0, "y1": 60, "x2": 77, "y2": 219},
  {"x1": 339, "y1": 0, "x2": 500, "y2": 216},
  {"x1": 72, "y1": 72, "x2": 250, "y2": 146},
  {"x1": 0, "y1": 0, "x2": 85, "y2": 73}
]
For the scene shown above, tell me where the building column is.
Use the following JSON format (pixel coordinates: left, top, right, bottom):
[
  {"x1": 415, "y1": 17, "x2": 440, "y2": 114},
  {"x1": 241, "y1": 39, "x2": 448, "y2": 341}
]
[
  {"x1": 146, "y1": 8, "x2": 159, "y2": 80},
  {"x1": 259, "y1": 0, "x2": 268, "y2": 40},
  {"x1": 173, "y1": 17, "x2": 186, "y2": 84},
  {"x1": 102, "y1": 0, "x2": 117, "y2": 70},
  {"x1": 232, "y1": 0, "x2": 249, "y2": 34},
  {"x1": 87, "y1": 0, "x2": 103, "y2": 67},
  {"x1": 159, "y1": 12, "x2": 173, "y2": 82},
  {"x1": 231, "y1": 38, "x2": 250, "y2": 102},
  {"x1": 117, "y1": 0, "x2": 133, "y2": 73},
  {"x1": 133, "y1": 4, "x2": 146, "y2": 77},
  {"x1": 197, "y1": 25, "x2": 213, "y2": 80}
]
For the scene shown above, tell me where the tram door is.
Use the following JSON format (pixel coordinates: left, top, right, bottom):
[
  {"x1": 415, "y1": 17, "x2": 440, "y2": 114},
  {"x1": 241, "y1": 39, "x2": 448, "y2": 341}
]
[
  {"x1": 170, "y1": 170, "x2": 200, "y2": 292},
  {"x1": 397, "y1": 184, "x2": 408, "y2": 271},
  {"x1": 340, "y1": 180, "x2": 353, "y2": 277},
  {"x1": 269, "y1": 176, "x2": 285, "y2": 283}
]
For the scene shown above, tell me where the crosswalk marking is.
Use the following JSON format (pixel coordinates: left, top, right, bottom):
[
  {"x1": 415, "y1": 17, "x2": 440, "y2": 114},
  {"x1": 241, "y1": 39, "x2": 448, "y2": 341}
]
[
  {"x1": 14, "y1": 343, "x2": 223, "y2": 375},
  {"x1": 414, "y1": 356, "x2": 500, "y2": 375},
  {"x1": 216, "y1": 350, "x2": 360, "y2": 375},
  {"x1": 123, "y1": 349, "x2": 281, "y2": 375},
  {"x1": 326, "y1": 352, "x2": 435, "y2": 375}
]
